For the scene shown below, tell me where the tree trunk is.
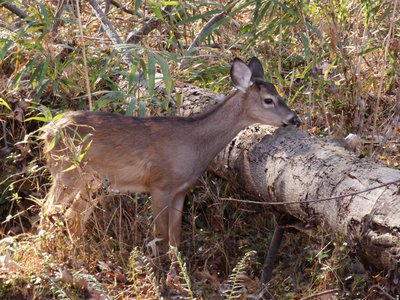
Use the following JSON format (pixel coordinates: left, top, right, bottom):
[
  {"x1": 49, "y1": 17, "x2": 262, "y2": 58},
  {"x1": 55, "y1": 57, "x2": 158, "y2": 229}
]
[{"x1": 179, "y1": 84, "x2": 400, "y2": 274}]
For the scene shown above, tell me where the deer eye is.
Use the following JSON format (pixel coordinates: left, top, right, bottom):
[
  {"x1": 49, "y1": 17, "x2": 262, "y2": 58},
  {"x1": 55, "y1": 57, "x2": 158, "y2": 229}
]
[{"x1": 264, "y1": 98, "x2": 274, "y2": 105}]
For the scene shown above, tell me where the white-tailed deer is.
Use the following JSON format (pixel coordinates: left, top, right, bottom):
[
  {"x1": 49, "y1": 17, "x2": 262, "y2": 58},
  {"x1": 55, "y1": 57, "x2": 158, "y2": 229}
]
[{"x1": 41, "y1": 57, "x2": 301, "y2": 255}]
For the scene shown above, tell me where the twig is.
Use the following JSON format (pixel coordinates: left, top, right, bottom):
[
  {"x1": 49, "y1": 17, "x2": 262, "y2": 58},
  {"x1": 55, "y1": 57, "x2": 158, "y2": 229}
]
[
  {"x1": 355, "y1": 25, "x2": 369, "y2": 134},
  {"x1": 52, "y1": 0, "x2": 68, "y2": 36},
  {"x1": 76, "y1": 0, "x2": 93, "y2": 110},
  {"x1": 370, "y1": 0, "x2": 398, "y2": 156},
  {"x1": 110, "y1": 0, "x2": 142, "y2": 17},
  {"x1": 88, "y1": 0, "x2": 124, "y2": 45},
  {"x1": 300, "y1": 289, "x2": 340, "y2": 300},
  {"x1": 126, "y1": 5, "x2": 174, "y2": 44},
  {"x1": 261, "y1": 216, "x2": 286, "y2": 285},
  {"x1": 180, "y1": 0, "x2": 238, "y2": 69},
  {"x1": 105, "y1": 0, "x2": 111, "y2": 14},
  {"x1": 220, "y1": 178, "x2": 400, "y2": 206},
  {"x1": 1, "y1": 120, "x2": 8, "y2": 150},
  {"x1": 370, "y1": 285, "x2": 397, "y2": 300},
  {"x1": 0, "y1": 0, "x2": 28, "y2": 19},
  {"x1": 393, "y1": 84, "x2": 400, "y2": 129}
]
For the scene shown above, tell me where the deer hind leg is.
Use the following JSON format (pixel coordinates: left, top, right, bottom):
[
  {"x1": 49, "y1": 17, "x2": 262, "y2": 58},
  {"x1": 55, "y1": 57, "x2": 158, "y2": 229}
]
[
  {"x1": 166, "y1": 191, "x2": 187, "y2": 289},
  {"x1": 64, "y1": 178, "x2": 102, "y2": 241},
  {"x1": 40, "y1": 174, "x2": 82, "y2": 230}
]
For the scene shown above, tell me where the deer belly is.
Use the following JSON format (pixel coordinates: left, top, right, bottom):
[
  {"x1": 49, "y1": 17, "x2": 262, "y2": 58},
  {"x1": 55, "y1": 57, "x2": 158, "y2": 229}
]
[{"x1": 88, "y1": 163, "x2": 151, "y2": 194}]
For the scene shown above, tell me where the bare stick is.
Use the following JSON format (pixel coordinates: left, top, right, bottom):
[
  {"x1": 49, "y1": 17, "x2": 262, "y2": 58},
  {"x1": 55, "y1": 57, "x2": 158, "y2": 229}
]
[
  {"x1": 370, "y1": 0, "x2": 398, "y2": 155},
  {"x1": 126, "y1": 5, "x2": 174, "y2": 44},
  {"x1": 110, "y1": 0, "x2": 142, "y2": 16},
  {"x1": 105, "y1": 0, "x2": 111, "y2": 14},
  {"x1": 220, "y1": 178, "x2": 400, "y2": 206},
  {"x1": 0, "y1": 0, "x2": 28, "y2": 19},
  {"x1": 369, "y1": 285, "x2": 397, "y2": 300},
  {"x1": 52, "y1": 0, "x2": 68, "y2": 36},
  {"x1": 394, "y1": 85, "x2": 400, "y2": 128},
  {"x1": 76, "y1": 0, "x2": 93, "y2": 111},
  {"x1": 180, "y1": 0, "x2": 237, "y2": 69},
  {"x1": 261, "y1": 216, "x2": 286, "y2": 284},
  {"x1": 300, "y1": 289, "x2": 340, "y2": 300},
  {"x1": 1, "y1": 120, "x2": 8, "y2": 151},
  {"x1": 51, "y1": 0, "x2": 68, "y2": 36},
  {"x1": 88, "y1": 0, "x2": 124, "y2": 45}
]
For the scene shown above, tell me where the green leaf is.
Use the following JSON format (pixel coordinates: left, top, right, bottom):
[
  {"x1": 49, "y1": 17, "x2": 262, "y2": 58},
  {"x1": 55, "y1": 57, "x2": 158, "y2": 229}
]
[
  {"x1": 271, "y1": 0, "x2": 298, "y2": 17},
  {"x1": 388, "y1": 51, "x2": 396, "y2": 67},
  {"x1": 78, "y1": 140, "x2": 93, "y2": 163},
  {"x1": 147, "y1": 51, "x2": 156, "y2": 98},
  {"x1": 154, "y1": 53, "x2": 172, "y2": 102},
  {"x1": 0, "y1": 97, "x2": 11, "y2": 110},
  {"x1": 0, "y1": 40, "x2": 13, "y2": 61},
  {"x1": 45, "y1": 130, "x2": 61, "y2": 153},
  {"x1": 94, "y1": 91, "x2": 124, "y2": 110},
  {"x1": 358, "y1": 46, "x2": 380, "y2": 56},
  {"x1": 34, "y1": 78, "x2": 51, "y2": 102},
  {"x1": 62, "y1": 164, "x2": 77, "y2": 173},
  {"x1": 38, "y1": 56, "x2": 50, "y2": 86},
  {"x1": 25, "y1": 105, "x2": 54, "y2": 122},
  {"x1": 254, "y1": 2, "x2": 271, "y2": 26},
  {"x1": 126, "y1": 96, "x2": 137, "y2": 116},
  {"x1": 38, "y1": 2, "x2": 51, "y2": 28},
  {"x1": 134, "y1": 0, "x2": 142, "y2": 14},
  {"x1": 139, "y1": 101, "x2": 146, "y2": 117},
  {"x1": 150, "y1": 5, "x2": 163, "y2": 20},
  {"x1": 176, "y1": 9, "x2": 222, "y2": 26},
  {"x1": 300, "y1": 32, "x2": 312, "y2": 59},
  {"x1": 95, "y1": 50, "x2": 118, "y2": 85},
  {"x1": 162, "y1": 1, "x2": 179, "y2": 5},
  {"x1": 128, "y1": 54, "x2": 140, "y2": 91},
  {"x1": 195, "y1": 17, "x2": 231, "y2": 49}
]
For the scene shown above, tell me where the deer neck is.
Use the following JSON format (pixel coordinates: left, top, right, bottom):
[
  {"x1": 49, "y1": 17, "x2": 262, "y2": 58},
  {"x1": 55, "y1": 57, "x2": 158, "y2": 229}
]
[{"x1": 191, "y1": 91, "x2": 250, "y2": 161}]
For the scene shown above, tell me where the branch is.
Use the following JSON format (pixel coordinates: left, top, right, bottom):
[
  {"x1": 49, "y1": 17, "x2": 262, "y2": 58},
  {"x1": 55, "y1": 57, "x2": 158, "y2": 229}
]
[
  {"x1": 0, "y1": 0, "x2": 28, "y2": 19},
  {"x1": 110, "y1": 0, "x2": 142, "y2": 17},
  {"x1": 220, "y1": 178, "x2": 400, "y2": 206},
  {"x1": 126, "y1": 5, "x2": 174, "y2": 44},
  {"x1": 51, "y1": 0, "x2": 68, "y2": 36},
  {"x1": 88, "y1": 0, "x2": 124, "y2": 45},
  {"x1": 180, "y1": 0, "x2": 237, "y2": 69}
]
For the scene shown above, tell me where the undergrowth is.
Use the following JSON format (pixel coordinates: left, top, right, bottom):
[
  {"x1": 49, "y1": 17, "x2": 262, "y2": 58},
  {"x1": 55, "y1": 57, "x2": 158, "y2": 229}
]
[{"x1": 0, "y1": 0, "x2": 398, "y2": 298}]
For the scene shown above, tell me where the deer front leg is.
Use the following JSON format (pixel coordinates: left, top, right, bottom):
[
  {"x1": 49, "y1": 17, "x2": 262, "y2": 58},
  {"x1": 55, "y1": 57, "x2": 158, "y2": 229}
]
[
  {"x1": 150, "y1": 189, "x2": 170, "y2": 256},
  {"x1": 168, "y1": 191, "x2": 186, "y2": 249}
]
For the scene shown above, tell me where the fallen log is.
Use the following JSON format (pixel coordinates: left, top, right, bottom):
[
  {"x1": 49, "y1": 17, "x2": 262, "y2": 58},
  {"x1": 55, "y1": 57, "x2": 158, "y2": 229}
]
[{"x1": 178, "y1": 83, "x2": 400, "y2": 279}]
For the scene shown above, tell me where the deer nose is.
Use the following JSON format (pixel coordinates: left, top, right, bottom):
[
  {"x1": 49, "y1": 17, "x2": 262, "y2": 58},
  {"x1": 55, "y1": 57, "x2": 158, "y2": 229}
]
[{"x1": 289, "y1": 115, "x2": 302, "y2": 127}]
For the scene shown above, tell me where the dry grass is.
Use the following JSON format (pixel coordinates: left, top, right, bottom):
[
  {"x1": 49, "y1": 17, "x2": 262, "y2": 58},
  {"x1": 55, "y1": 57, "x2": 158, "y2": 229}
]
[
  {"x1": 0, "y1": 176, "x2": 370, "y2": 299},
  {"x1": 0, "y1": 0, "x2": 399, "y2": 298}
]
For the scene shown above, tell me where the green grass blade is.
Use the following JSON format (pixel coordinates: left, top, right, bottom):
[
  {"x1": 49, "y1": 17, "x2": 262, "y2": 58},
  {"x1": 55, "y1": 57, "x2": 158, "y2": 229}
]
[
  {"x1": 147, "y1": 51, "x2": 156, "y2": 98},
  {"x1": 126, "y1": 96, "x2": 137, "y2": 116},
  {"x1": 0, "y1": 40, "x2": 13, "y2": 61},
  {"x1": 134, "y1": 0, "x2": 142, "y2": 14},
  {"x1": 0, "y1": 97, "x2": 11, "y2": 110},
  {"x1": 154, "y1": 53, "x2": 172, "y2": 102},
  {"x1": 38, "y1": 2, "x2": 51, "y2": 28}
]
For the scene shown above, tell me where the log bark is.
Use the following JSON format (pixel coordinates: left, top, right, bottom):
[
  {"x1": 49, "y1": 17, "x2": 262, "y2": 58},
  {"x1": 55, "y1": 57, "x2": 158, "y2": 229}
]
[{"x1": 178, "y1": 84, "x2": 400, "y2": 275}]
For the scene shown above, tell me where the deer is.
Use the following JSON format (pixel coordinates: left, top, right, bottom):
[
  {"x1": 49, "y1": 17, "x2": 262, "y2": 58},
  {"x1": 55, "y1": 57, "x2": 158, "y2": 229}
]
[{"x1": 40, "y1": 57, "x2": 301, "y2": 258}]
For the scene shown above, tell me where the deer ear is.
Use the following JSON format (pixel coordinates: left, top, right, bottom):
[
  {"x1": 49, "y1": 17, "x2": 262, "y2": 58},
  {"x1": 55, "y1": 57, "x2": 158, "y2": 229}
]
[
  {"x1": 248, "y1": 57, "x2": 265, "y2": 81},
  {"x1": 230, "y1": 58, "x2": 252, "y2": 92}
]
